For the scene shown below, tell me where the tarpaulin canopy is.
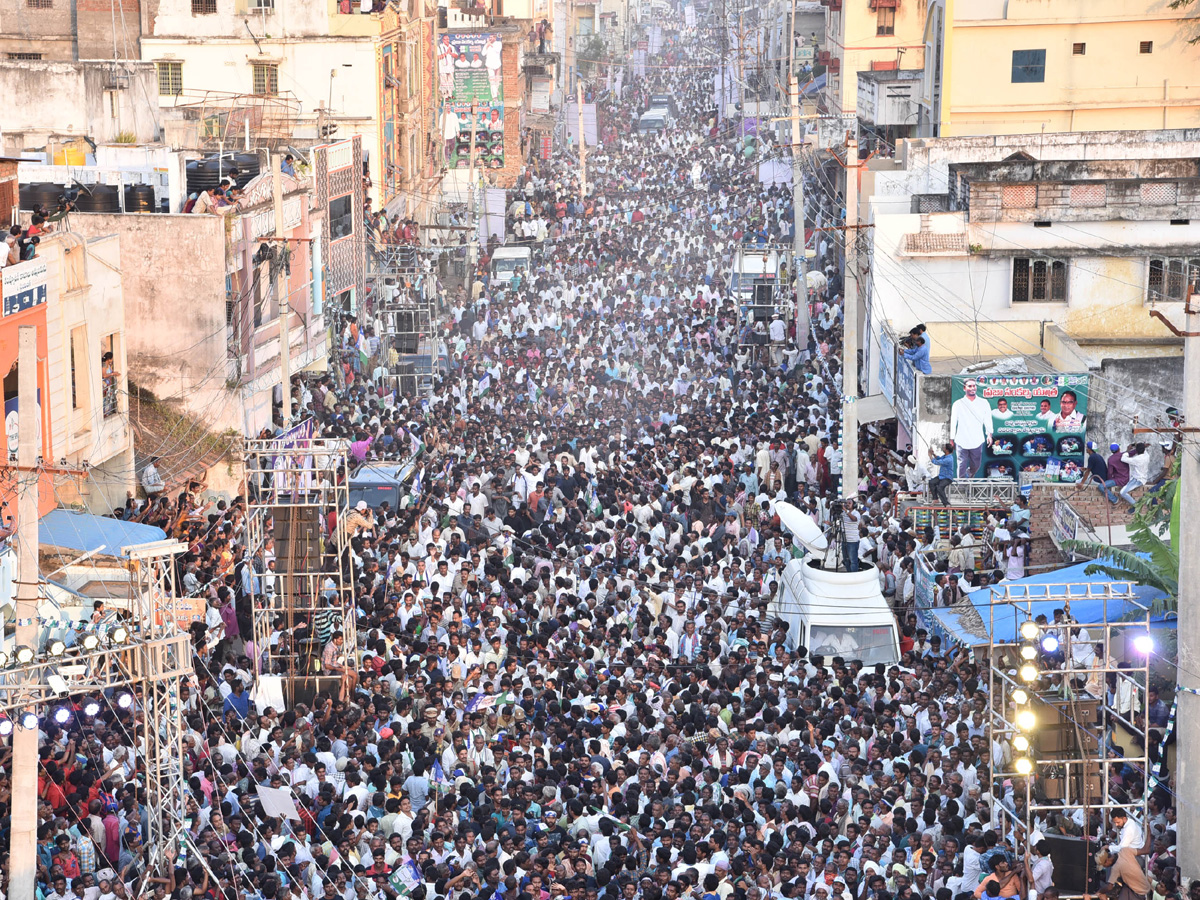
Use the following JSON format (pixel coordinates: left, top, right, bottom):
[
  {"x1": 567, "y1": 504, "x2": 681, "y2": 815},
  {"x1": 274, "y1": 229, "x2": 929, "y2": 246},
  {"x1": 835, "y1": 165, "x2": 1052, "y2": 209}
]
[
  {"x1": 39, "y1": 510, "x2": 167, "y2": 559},
  {"x1": 930, "y1": 561, "x2": 1171, "y2": 647}
]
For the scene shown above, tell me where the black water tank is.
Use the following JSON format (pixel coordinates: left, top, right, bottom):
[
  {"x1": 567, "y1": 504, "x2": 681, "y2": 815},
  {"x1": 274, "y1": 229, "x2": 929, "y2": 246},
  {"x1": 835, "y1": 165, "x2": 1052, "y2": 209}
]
[
  {"x1": 19, "y1": 182, "x2": 67, "y2": 211},
  {"x1": 185, "y1": 158, "x2": 222, "y2": 194},
  {"x1": 124, "y1": 183, "x2": 157, "y2": 213},
  {"x1": 74, "y1": 183, "x2": 120, "y2": 213}
]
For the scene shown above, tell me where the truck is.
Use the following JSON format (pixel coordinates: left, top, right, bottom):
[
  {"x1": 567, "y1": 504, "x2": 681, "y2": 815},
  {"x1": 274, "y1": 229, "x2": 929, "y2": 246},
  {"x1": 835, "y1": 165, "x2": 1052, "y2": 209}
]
[
  {"x1": 490, "y1": 245, "x2": 533, "y2": 285},
  {"x1": 771, "y1": 501, "x2": 902, "y2": 665}
]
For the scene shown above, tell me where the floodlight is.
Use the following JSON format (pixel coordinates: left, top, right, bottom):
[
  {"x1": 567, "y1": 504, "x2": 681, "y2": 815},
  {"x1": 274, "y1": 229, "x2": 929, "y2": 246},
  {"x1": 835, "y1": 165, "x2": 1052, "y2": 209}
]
[
  {"x1": 47, "y1": 639, "x2": 66, "y2": 657},
  {"x1": 1020, "y1": 621, "x2": 1039, "y2": 641},
  {"x1": 1133, "y1": 634, "x2": 1154, "y2": 655},
  {"x1": 1016, "y1": 710, "x2": 1037, "y2": 731},
  {"x1": 82, "y1": 700, "x2": 101, "y2": 717},
  {"x1": 52, "y1": 706, "x2": 71, "y2": 725},
  {"x1": 14, "y1": 645, "x2": 35, "y2": 664},
  {"x1": 1020, "y1": 644, "x2": 1038, "y2": 661},
  {"x1": 1013, "y1": 735, "x2": 1030, "y2": 753},
  {"x1": 1011, "y1": 689, "x2": 1029, "y2": 706},
  {"x1": 1019, "y1": 663, "x2": 1040, "y2": 683},
  {"x1": 18, "y1": 710, "x2": 38, "y2": 730},
  {"x1": 111, "y1": 626, "x2": 129, "y2": 645},
  {"x1": 1014, "y1": 756, "x2": 1034, "y2": 776},
  {"x1": 81, "y1": 634, "x2": 100, "y2": 651},
  {"x1": 0, "y1": 717, "x2": 11, "y2": 736},
  {"x1": 116, "y1": 692, "x2": 134, "y2": 709},
  {"x1": 1041, "y1": 635, "x2": 1059, "y2": 653}
]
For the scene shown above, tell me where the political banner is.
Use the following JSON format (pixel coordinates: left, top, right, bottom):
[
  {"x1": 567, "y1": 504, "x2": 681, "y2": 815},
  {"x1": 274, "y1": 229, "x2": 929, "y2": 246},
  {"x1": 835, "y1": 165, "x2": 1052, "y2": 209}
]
[
  {"x1": 950, "y1": 373, "x2": 1089, "y2": 482},
  {"x1": 436, "y1": 33, "x2": 505, "y2": 171}
]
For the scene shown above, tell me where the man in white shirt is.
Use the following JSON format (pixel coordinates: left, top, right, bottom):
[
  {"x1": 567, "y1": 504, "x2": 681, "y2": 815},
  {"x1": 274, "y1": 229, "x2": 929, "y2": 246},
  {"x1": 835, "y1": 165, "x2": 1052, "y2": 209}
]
[
  {"x1": 1106, "y1": 809, "x2": 1151, "y2": 896},
  {"x1": 949, "y1": 379, "x2": 993, "y2": 478}
]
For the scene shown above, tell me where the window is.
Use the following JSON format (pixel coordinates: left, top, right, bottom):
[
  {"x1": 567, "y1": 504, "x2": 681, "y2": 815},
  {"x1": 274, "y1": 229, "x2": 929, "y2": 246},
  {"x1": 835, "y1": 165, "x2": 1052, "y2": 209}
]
[
  {"x1": 253, "y1": 63, "x2": 278, "y2": 96},
  {"x1": 7, "y1": 52, "x2": 43, "y2": 60},
  {"x1": 1001, "y1": 184, "x2": 1037, "y2": 208},
  {"x1": 70, "y1": 327, "x2": 88, "y2": 412},
  {"x1": 191, "y1": 0, "x2": 216, "y2": 12},
  {"x1": 1012, "y1": 257, "x2": 1067, "y2": 303},
  {"x1": 1140, "y1": 40, "x2": 1153, "y2": 54},
  {"x1": 1011, "y1": 49, "x2": 1046, "y2": 83},
  {"x1": 26, "y1": 0, "x2": 52, "y2": 8},
  {"x1": 329, "y1": 195, "x2": 353, "y2": 239},
  {"x1": 1147, "y1": 257, "x2": 1200, "y2": 303},
  {"x1": 100, "y1": 333, "x2": 119, "y2": 417},
  {"x1": 1141, "y1": 182, "x2": 1178, "y2": 205},
  {"x1": 1072, "y1": 43, "x2": 1085, "y2": 55},
  {"x1": 157, "y1": 61, "x2": 182, "y2": 96},
  {"x1": 876, "y1": 7, "x2": 894, "y2": 36},
  {"x1": 407, "y1": 42, "x2": 419, "y2": 99}
]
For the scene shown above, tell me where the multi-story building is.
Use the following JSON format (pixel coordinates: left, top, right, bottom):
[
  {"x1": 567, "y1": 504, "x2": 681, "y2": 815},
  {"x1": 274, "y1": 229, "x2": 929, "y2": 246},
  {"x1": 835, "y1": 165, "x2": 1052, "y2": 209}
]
[
  {"x1": 820, "y1": 0, "x2": 925, "y2": 119},
  {"x1": 858, "y1": 128, "x2": 1200, "y2": 454},
  {"x1": 0, "y1": 0, "x2": 141, "y2": 61},
  {"x1": 919, "y1": 0, "x2": 1200, "y2": 137}
]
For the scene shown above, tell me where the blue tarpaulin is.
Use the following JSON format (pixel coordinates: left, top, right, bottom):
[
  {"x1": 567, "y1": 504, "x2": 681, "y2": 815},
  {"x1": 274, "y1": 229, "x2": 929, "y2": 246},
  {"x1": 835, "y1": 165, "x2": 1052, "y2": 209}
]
[
  {"x1": 39, "y1": 510, "x2": 167, "y2": 559},
  {"x1": 930, "y1": 561, "x2": 1171, "y2": 647}
]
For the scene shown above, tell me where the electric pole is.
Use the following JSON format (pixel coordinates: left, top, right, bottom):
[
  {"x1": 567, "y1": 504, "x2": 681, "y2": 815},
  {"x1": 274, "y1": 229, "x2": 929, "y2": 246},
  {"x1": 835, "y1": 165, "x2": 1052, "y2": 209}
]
[
  {"x1": 841, "y1": 138, "x2": 860, "y2": 500},
  {"x1": 577, "y1": 81, "x2": 588, "y2": 200},
  {"x1": 1171, "y1": 287, "x2": 1200, "y2": 881},
  {"x1": 11, "y1": 325, "x2": 40, "y2": 900},
  {"x1": 273, "y1": 153, "x2": 292, "y2": 426},
  {"x1": 788, "y1": 73, "x2": 809, "y2": 348}
]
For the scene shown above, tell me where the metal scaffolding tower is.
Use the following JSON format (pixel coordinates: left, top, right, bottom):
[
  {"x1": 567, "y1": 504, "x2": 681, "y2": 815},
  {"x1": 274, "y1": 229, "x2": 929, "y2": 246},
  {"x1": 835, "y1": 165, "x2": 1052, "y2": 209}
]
[{"x1": 245, "y1": 435, "x2": 353, "y2": 704}]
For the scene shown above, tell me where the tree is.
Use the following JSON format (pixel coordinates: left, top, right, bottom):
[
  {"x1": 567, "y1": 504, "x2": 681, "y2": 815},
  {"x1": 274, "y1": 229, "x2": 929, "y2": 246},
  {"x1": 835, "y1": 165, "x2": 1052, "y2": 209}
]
[
  {"x1": 1062, "y1": 464, "x2": 1179, "y2": 614},
  {"x1": 1170, "y1": 0, "x2": 1200, "y2": 44}
]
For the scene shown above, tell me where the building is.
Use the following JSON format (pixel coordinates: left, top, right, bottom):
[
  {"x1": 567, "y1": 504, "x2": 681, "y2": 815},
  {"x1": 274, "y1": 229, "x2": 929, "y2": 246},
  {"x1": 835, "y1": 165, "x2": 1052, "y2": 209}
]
[
  {"x1": 820, "y1": 0, "x2": 925, "y2": 118},
  {"x1": 0, "y1": 231, "x2": 136, "y2": 526},
  {"x1": 0, "y1": 60, "x2": 163, "y2": 157},
  {"x1": 0, "y1": 0, "x2": 141, "y2": 61},
  {"x1": 141, "y1": 0, "x2": 383, "y2": 200},
  {"x1": 859, "y1": 128, "x2": 1200, "y2": 457},
  {"x1": 69, "y1": 166, "x2": 328, "y2": 435},
  {"x1": 314, "y1": 136, "x2": 367, "y2": 320},
  {"x1": 919, "y1": 0, "x2": 1200, "y2": 138}
]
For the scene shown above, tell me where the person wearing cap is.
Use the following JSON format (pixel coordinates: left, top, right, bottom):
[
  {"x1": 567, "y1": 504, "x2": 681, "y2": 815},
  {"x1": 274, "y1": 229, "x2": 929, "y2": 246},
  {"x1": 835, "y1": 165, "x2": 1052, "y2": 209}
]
[
  {"x1": 1085, "y1": 441, "x2": 1119, "y2": 503},
  {"x1": 1105, "y1": 442, "x2": 1131, "y2": 499}
]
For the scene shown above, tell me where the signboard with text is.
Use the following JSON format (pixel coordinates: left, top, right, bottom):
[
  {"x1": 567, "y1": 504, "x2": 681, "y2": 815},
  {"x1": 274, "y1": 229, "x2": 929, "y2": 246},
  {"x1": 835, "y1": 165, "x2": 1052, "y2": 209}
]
[
  {"x1": 950, "y1": 373, "x2": 1089, "y2": 482},
  {"x1": 2, "y1": 259, "x2": 48, "y2": 318},
  {"x1": 437, "y1": 33, "x2": 505, "y2": 171}
]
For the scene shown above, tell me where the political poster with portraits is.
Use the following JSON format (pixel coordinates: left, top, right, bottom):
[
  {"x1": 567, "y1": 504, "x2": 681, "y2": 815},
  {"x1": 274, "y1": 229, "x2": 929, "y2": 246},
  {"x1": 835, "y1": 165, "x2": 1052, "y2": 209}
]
[
  {"x1": 436, "y1": 32, "x2": 505, "y2": 171},
  {"x1": 950, "y1": 373, "x2": 1090, "y2": 483}
]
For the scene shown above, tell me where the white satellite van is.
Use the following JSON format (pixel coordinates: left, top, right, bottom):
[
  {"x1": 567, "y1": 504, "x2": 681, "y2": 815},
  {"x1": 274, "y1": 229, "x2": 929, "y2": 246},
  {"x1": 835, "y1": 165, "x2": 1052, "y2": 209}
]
[{"x1": 771, "y1": 502, "x2": 902, "y2": 665}]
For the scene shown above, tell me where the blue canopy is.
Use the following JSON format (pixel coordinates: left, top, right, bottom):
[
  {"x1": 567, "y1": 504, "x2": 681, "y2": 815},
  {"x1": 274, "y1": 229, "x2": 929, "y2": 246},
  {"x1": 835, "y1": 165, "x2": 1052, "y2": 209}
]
[
  {"x1": 801, "y1": 74, "x2": 826, "y2": 97},
  {"x1": 39, "y1": 510, "x2": 166, "y2": 559},
  {"x1": 929, "y1": 561, "x2": 1170, "y2": 647}
]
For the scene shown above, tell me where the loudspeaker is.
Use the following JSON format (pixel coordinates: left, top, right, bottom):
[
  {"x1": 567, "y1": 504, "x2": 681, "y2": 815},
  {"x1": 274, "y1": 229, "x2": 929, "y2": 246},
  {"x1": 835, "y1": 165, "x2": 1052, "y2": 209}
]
[{"x1": 1040, "y1": 834, "x2": 1094, "y2": 894}]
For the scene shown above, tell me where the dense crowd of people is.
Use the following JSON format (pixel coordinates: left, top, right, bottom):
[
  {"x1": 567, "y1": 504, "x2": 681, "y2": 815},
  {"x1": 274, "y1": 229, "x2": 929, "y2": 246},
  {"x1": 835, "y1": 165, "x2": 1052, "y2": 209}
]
[{"x1": 12, "y1": 13, "x2": 1182, "y2": 900}]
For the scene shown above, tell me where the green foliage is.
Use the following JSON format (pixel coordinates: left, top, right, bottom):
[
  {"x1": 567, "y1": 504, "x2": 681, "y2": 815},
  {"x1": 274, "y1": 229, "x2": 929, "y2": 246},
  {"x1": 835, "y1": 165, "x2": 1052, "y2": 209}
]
[
  {"x1": 1170, "y1": 0, "x2": 1200, "y2": 44},
  {"x1": 1061, "y1": 469, "x2": 1179, "y2": 613}
]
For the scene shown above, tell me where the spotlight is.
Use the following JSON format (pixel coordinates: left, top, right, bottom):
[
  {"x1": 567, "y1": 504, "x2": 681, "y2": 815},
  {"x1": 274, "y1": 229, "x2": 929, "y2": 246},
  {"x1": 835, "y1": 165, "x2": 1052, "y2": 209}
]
[
  {"x1": 1011, "y1": 689, "x2": 1030, "y2": 705},
  {"x1": 111, "y1": 626, "x2": 129, "y2": 645},
  {"x1": 1020, "y1": 644, "x2": 1038, "y2": 661},
  {"x1": 1013, "y1": 735, "x2": 1030, "y2": 753},
  {"x1": 1016, "y1": 709, "x2": 1037, "y2": 731},
  {"x1": 82, "y1": 634, "x2": 100, "y2": 651},
  {"x1": 18, "y1": 710, "x2": 38, "y2": 730},
  {"x1": 1133, "y1": 634, "x2": 1155, "y2": 655},
  {"x1": 1019, "y1": 663, "x2": 1040, "y2": 683},
  {"x1": 116, "y1": 692, "x2": 134, "y2": 709},
  {"x1": 47, "y1": 639, "x2": 66, "y2": 657},
  {"x1": 52, "y1": 706, "x2": 71, "y2": 725},
  {"x1": 1020, "y1": 621, "x2": 1039, "y2": 641},
  {"x1": 0, "y1": 717, "x2": 11, "y2": 736},
  {"x1": 14, "y1": 645, "x2": 35, "y2": 664},
  {"x1": 82, "y1": 700, "x2": 101, "y2": 717},
  {"x1": 1014, "y1": 756, "x2": 1034, "y2": 776},
  {"x1": 1041, "y1": 635, "x2": 1060, "y2": 653}
]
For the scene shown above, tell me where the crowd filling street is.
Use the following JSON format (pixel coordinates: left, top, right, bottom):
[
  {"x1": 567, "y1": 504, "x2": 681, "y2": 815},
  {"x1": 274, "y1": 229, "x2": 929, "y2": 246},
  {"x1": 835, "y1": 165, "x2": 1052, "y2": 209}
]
[{"x1": 14, "y1": 18, "x2": 1184, "y2": 900}]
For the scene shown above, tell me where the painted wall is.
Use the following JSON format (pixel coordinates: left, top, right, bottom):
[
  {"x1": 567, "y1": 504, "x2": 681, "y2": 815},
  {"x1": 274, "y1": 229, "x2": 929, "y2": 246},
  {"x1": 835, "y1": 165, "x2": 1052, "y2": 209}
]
[
  {"x1": 935, "y1": 0, "x2": 1200, "y2": 136},
  {"x1": 824, "y1": 0, "x2": 926, "y2": 116}
]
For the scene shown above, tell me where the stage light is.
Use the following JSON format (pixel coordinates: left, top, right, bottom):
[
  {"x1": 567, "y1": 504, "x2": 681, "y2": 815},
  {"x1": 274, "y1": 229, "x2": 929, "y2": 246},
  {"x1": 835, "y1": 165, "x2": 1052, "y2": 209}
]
[
  {"x1": 1133, "y1": 634, "x2": 1154, "y2": 655},
  {"x1": 1020, "y1": 663, "x2": 1040, "y2": 683},
  {"x1": 14, "y1": 645, "x2": 35, "y2": 664},
  {"x1": 111, "y1": 626, "x2": 129, "y2": 645},
  {"x1": 81, "y1": 634, "x2": 100, "y2": 651},
  {"x1": 1041, "y1": 635, "x2": 1060, "y2": 653},
  {"x1": 1013, "y1": 735, "x2": 1030, "y2": 753},
  {"x1": 18, "y1": 711, "x2": 38, "y2": 730},
  {"x1": 1020, "y1": 644, "x2": 1038, "y2": 661},
  {"x1": 0, "y1": 717, "x2": 11, "y2": 736},
  {"x1": 1011, "y1": 689, "x2": 1030, "y2": 705},
  {"x1": 82, "y1": 700, "x2": 101, "y2": 717},
  {"x1": 47, "y1": 639, "x2": 66, "y2": 657},
  {"x1": 1020, "y1": 621, "x2": 1039, "y2": 641},
  {"x1": 1014, "y1": 756, "x2": 1034, "y2": 776},
  {"x1": 52, "y1": 706, "x2": 71, "y2": 725},
  {"x1": 1016, "y1": 710, "x2": 1037, "y2": 731},
  {"x1": 116, "y1": 692, "x2": 134, "y2": 709}
]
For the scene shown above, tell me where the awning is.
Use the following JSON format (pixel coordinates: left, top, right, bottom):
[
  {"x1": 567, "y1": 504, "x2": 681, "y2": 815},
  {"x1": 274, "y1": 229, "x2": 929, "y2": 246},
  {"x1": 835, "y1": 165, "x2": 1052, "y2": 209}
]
[
  {"x1": 855, "y1": 393, "x2": 896, "y2": 423},
  {"x1": 39, "y1": 510, "x2": 167, "y2": 559}
]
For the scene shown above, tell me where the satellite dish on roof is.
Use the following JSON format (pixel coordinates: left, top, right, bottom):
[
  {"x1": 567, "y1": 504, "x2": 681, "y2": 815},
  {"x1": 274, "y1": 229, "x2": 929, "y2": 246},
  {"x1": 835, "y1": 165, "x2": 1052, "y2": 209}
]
[{"x1": 775, "y1": 501, "x2": 827, "y2": 554}]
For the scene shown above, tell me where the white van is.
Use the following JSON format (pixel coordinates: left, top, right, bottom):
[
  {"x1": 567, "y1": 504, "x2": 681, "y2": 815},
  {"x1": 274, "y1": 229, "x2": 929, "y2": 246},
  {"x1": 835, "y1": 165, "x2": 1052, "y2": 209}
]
[
  {"x1": 771, "y1": 502, "x2": 901, "y2": 665},
  {"x1": 491, "y1": 246, "x2": 533, "y2": 284}
]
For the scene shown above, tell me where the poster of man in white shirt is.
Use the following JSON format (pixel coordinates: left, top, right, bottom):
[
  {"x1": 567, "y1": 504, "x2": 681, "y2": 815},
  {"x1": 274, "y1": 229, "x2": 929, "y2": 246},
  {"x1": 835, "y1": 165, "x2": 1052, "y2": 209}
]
[{"x1": 949, "y1": 378, "x2": 992, "y2": 478}]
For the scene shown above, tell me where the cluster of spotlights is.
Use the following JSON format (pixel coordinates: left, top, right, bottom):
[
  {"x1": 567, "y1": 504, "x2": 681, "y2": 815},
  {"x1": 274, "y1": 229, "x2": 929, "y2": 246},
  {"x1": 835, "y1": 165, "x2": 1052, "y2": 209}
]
[
  {"x1": 0, "y1": 626, "x2": 130, "y2": 670},
  {"x1": 1011, "y1": 622, "x2": 1044, "y2": 778},
  {"x1": 0, "y1": 692, "x2": 133, "y2": 737}
]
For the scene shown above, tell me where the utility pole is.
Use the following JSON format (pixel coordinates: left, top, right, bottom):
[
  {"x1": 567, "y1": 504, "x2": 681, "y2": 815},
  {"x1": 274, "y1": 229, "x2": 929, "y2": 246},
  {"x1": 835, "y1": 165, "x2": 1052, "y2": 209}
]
[
  {"x1": 841, "y1": 138, "x2": 860, "y2": 500},
  {"x1": 576, "y1": 81, "x2": 588, "y2": 201},
  {"x1": 273, "y1": 153, "x2": 292, "y2": 426},
  {"x1": 467, "y1": 99, "x2": 478, "y2": 270},
  {"x1": 11, "y1": 325, "x2": 40, "y2": 900},
  {"x1": 788, "y1": 73, "x2": 809, "y2": 347},
  {"x1": 1168, "y1": 287, "x2": 1200, "y2": 882}
]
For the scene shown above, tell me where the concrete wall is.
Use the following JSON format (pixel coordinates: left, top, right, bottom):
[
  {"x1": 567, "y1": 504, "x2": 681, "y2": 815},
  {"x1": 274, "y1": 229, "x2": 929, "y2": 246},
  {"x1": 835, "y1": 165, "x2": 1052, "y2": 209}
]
[
  {"x1": 0, "y1": 61, "x2": 162, "y2": 153},
  {"x1": 0, "y1": 0, "x2": 141, "y2": 60},
  {"x1": 65, "y1": 211, "x2": 240, "y2": 429},
  {"x1": 938, "y1": 0, "x2": 1200, "y2": 136}
]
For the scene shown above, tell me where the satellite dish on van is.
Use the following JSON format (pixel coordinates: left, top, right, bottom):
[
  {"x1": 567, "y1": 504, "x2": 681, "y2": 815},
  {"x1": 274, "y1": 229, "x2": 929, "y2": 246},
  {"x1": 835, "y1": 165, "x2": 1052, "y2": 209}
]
[{"x1": 775, "y1": 501, "x2": 828, "y2": 554}]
